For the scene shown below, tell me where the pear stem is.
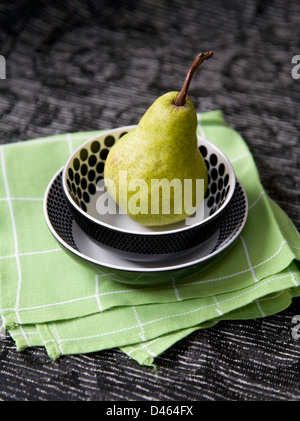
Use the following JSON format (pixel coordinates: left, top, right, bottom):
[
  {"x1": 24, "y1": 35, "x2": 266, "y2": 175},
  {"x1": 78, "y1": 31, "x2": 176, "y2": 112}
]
[{"x1": 174, "y1": 51, "x2": 213, "y2": 107}]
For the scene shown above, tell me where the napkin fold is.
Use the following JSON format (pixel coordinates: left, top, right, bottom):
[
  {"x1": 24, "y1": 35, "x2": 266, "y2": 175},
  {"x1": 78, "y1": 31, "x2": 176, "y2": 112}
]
[{"x1": 0, "y1": 111, "x2": 299, "y2": 366}]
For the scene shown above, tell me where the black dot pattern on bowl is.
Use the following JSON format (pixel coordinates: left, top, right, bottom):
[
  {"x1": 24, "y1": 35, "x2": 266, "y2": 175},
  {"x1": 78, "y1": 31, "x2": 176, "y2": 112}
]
[
  {"x1": 209, "y1": 153, "x2": 218, "y2": 166},
  {"x1": 83, "y1": 191, "x2": 90, "y2": 203},
  {"x1": 96, "y1": 162, "x2": 104, "y2": 174},
  {"x1": 211, "y1": 168, "x2": 218, "y2": 180},
  {"x1": 46, "y1": 173, "x2": 78, "y2": 251},
  {"x1": 104, "y1": 136, "x2": 115, "y2": 147},
  {"x1": 80, "y1": 201, "x2": 87, "y2": 212},
  {"x1": 205, "y1": 187, "x2": 210, "y2": 199},
  {"x1": 68, "y1": 168, "x2": 74, "y2": 181},
  {"x1": 100, "y1": 149, "x2": 109, "y2": 160},
  {"x1": 81, "y1": 164, "x2": 88, "y2": 176},
  {"x1": 73, "y1": 158, "x2": 80, "y2": 171},
  {"x1": 88, "y1": 184, "x2": 96, "y2": 195},
  {"x1": 211, "y1": 182, "x2": 217, "y2": 194},
  {"x1": 207, "y1": 196, "x2": 214, "y2": 208},
  {"x1": 219, "y1": 163, "x2": 225, "y2": 176},
  {"x1": 199, "y1": 145, "x2": 207, "y2": 157},
  {"x1": 88, "y1": 169, "x2": 95, "y2": 182},
  {"x1": 88, "y1": 155, "x2": 97, "y2": 166},
  {"x1": 198, "y1": 144, "x2": 232, "y2": 217},
  {"x1": 81, "y1": 178, "x2": 87, "y2": 190},
  {"x1": 75, "y1": 173, "x2": 80, "y2": 185},
  {"x1": 91, "y1": 141, "x2": 100, "y2": 153},
  {"x1": 212, "y1": 183, "x2": 247, "y2": 252},
  {"x1": 224, "y1": 174, "x2": 229, "y2": 187},
  {"x1": 80, "y1": 149, "x2": 88, "y2": 161},
  {"x1": 65, "y1": 133, "x2": 119, "y2": 212}
]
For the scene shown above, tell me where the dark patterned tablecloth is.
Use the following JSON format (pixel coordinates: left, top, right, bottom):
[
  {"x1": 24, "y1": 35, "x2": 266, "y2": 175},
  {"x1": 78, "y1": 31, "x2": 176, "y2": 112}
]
[{"x1": 0, "y1": 0, "x2": 299, "y2": 401}]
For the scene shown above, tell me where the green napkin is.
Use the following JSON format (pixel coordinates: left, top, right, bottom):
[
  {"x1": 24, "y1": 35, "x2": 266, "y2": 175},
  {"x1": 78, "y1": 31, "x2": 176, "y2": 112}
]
[{"x1": 0, "y1": 111, "x2": 299, "y2": 366}]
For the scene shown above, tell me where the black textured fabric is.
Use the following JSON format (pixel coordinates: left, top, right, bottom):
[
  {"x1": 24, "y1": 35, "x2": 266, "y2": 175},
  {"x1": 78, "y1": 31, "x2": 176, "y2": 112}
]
[{"x1": 0, "y1": 0, "x2": 299, "y2": 401}]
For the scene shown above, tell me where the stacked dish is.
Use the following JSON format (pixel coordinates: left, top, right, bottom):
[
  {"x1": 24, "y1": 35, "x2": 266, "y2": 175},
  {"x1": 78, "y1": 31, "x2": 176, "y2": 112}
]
[{"x1": 43, "y1": 126, "x2": 248, "y2": 285}]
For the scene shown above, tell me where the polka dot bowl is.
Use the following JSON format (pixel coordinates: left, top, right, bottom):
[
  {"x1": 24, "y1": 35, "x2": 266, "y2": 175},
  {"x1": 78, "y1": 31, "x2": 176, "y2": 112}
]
[{"x1": 62, "y1": 126, "x2": 236, "y2": 261}]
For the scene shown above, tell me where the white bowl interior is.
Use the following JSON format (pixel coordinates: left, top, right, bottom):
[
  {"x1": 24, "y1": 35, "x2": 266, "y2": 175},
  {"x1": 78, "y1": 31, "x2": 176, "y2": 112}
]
[{"x1": 62, "y1": 126, "x2": 236, "y2": 235}]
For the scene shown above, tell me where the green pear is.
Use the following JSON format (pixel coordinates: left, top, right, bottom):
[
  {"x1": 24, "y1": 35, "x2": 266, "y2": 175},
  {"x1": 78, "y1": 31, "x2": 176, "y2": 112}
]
[{"x1": 104, "y1": 52, "x2": 213, "y2": 226}]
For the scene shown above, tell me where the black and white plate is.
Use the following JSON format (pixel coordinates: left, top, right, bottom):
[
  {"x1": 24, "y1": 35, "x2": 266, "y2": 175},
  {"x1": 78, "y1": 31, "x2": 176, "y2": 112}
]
[
  {"x1": 61, "y1": 126, "x2": 237, "y2": 259},
  {"x1": 43, "y1": 168, "x2": 248, "y2": 285}
]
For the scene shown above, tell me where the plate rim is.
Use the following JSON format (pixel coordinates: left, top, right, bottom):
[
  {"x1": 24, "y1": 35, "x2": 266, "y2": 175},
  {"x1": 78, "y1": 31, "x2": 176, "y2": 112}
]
[{"x1": 43, "y1": 167, "x2": 248, "y2": 273}]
